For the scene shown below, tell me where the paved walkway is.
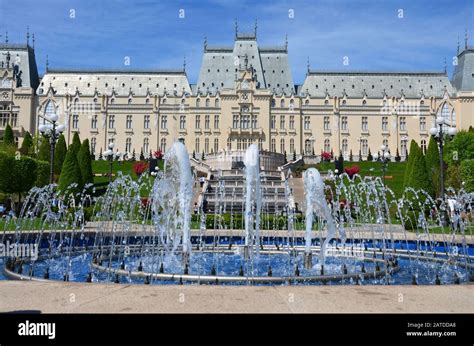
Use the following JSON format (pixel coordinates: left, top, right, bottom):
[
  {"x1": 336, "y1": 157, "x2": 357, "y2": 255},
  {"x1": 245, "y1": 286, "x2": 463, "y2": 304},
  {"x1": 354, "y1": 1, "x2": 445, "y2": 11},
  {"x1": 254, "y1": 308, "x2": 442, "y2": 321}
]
[{"x1": 0, "y1": 281, "x2": 472, "y2": 313}]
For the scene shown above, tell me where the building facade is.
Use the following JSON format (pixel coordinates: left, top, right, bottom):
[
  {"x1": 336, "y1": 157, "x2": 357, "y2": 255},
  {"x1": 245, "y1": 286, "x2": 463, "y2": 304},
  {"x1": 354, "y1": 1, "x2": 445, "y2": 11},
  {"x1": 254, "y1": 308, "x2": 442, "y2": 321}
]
[{"x1": 1, "y1": 29, "x2": 473, "y2": 161}]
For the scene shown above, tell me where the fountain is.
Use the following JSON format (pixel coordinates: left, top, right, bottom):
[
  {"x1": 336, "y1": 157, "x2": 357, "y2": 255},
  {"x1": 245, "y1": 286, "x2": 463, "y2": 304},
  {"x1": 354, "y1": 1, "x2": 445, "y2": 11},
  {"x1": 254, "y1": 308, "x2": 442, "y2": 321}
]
[
  {"x1": 1, "y1": 142, "x2": 473, "y2": 285},
  {"x1": 243, "y1": 144, "x2": 261, "y2": 259}
]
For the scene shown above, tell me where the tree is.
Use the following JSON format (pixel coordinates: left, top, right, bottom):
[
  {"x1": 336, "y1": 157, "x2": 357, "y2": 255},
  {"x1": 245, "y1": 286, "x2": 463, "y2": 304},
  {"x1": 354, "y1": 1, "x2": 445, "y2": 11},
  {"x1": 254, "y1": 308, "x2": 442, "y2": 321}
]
[
  {"x1": 460, "y1": 160, "x2": 474, "y2": 192},
  {"x1": 425, "y1": 137, "x2": 440, "y2": 196},
  {"x1": 201, "y1": 151, "x2": 205, "y2": 160},
  {"x1": 444, "y1": 130, "x2": 474, "y2": 165},
  {"x1": 192, "y1": 151, "x2": 196, "y2": 160},
  {"x1": 140, "y1": 149, "x2": 145, "y2": 161},
  {"x1": 349, "y1": 149, "x2": 353, "y2": 162},
  {"x1": 367, "y1": 148, "x2": 373, "y2": 161},
  {"x1": 284, "y1": 151, "x2": 288, "y2": 164},
  {"x1": 58, "y1": 148, "x2": 83, "y2": 194},
  {"x1": 20, "y1": 131, "x2": 33, "y2": 156},
  {"x1": 2, "y1": 124, "x2": 15, "y2": 147},
  {"x1": 37, "y1": 137, "x2": 50, "y2": 162},
  {"x1": 358, "y1": 149, "x2": 362, "y2": 162},
  {"x1": 406, "y1": 143, "x2": 433, "y2": 195},
  {"x1": 54, "y1": 134, "x2": 67, "y2": 175},
  {"x1": 394, "y1": 148, "x2": 401, "y2": 162},
  {"x1": 403, "y1": 140, "x2": 418, "y2": 188},
  {"x1": 292, "y1": 151, "x2": 297, "y2": 161},
  {"x1": 35, "y1": 160, "x2": 49, "y2": 187},
  {"x1": 446, "y1": 164, "x2": 462, "y2": 191},
  {"x1": 0, "y1": 152, "x2": 38, "y2": 213},
  {"x1": 78, "y1": 139, "x2": 93, "y2": 186},
  {"x1": 70, "y1": 132, "x2": 81, "y2": 156}
]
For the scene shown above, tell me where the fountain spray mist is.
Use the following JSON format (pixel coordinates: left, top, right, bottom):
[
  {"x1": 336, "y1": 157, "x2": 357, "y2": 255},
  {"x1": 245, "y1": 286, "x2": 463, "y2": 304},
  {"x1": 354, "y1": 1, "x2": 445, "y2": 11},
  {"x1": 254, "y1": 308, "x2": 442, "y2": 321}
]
[{"x1": 304, "y1": 168, "x2": 337, "y2": 266}]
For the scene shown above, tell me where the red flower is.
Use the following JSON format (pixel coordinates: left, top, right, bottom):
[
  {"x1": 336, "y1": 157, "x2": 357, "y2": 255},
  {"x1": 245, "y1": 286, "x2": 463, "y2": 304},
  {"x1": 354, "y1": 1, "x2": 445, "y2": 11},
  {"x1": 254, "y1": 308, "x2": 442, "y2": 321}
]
[
  {"x1": 344, "y1": 165, "x2": 360, "y2": 178},
  {"x1": 133, "y1": 161, "x2": 149, "y2": 176},
  {"x1": 321, "y1": 151, "x2": 333, "y2": 160},
  {"x1": 141, "y1": 197, "x2": 149, "y2": 207},
  {"x1": 153, "y1": 150, "x2": 163, "y2": 159}
]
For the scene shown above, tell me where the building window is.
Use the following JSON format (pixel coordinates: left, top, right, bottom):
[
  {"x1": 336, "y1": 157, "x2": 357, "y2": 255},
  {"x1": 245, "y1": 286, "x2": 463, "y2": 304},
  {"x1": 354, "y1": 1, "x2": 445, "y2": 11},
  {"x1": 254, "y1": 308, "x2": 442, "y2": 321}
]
[
  {"x1": 421, "y1": 139, "x2": 427, "y2": 154},
  {"x1": 91, "y1": 137, "x2": 96, "y2": 154},
  {"x1": 72, "y1": 114, "x2": 79, "y2": 129},
  {"x1": 289, "y1": 116, "x2": 295, "y2": 129},
  {"x1": 324, "y1": 116, "x2": 330, "y2": 131},
  {"x1": 143, "y1": 138, "x2": 149, "y2": 154},
  {"x1": 196, "y1": 99, "x2": 200, "y2": 108},
  {"x1": 258, "y1": 138, "x2": 263, "y2": 150},
  {"x1": 383, "y1": 139, "x2": 389, "y2": 150},
  {"x1": 125, "y1": 138, "x2": 132, "y2": 153},
  {"x1": 108, "y1": 115, "x2": 115, "y2": 129},
  {"x1": 401, "y1": 139, "x2": 408, "y2": 156},
  {"x1": 324, "y1": 139, "x2": 331, "y2": 152},
  {"x1": 362, "y1": 116, "x2": 368, "y2": 132},
  {"x1": 280, "y1": 99, "x2": 285, "y2": 108},
  {"x1": 289, "y1": 99, "x2": 295, "y2": 111},
  {"x1": 304, "y1": 116, "x2": 310, "y2": 130},
  {"x1": 271, "y1": 99, "x2": 276, "y2": 108},
  {"x1": 361, "y1": 139, "x2": 368, "y2": 155},
  {"x1": 242, "y1": 138, "x2": 248, "y2": 150},
  {"x1": 161, "y1": 115, "x2": 167, "y2": 129},
  {"x1": 160, "y1": 138, "x2": 166, "y2": 152},
  {"x1": 342, "y1": 138, "x2": 348, "y2": 154},
  {"x1": 0, "y1": 114, "x2": 8, "y2": 127},
  {"x1": 251, "y1": 115, "x2": 257, "y2": 129},
  {"x1": 227, "y1": 138, "x2": 232, "y2": 150},
  {"x1": 204, "y1": 138, "x2": 209, "y2": 153},
  {"x1": 305, "y1": 139, "x2": 312, "y2": 155},
  {"x1": 205, "y1": 99, "x2": 210, "y2": 108},
  {"x1": 179, "y1": 115, "x2": 186, "y2": 129},
  {"x1": 195, "y1": 115, "x2": 200, "y2": 129},
  {"x1": 399, "y1": 117, "x2": 406, "y2": 131},
  {"x1": 215, "y1": 99, "x2": 220, "y2": 108},
  {"x1": 280, "y1": 138, "x2": 285, "y2": 153},
  {"x1": 11, "y1": 114, "x2": 17, "y2": 127},
  {"x1": 341, "y1": 116, "x2": 348, "y2": 131},
  {"x1": 144, "y1": 115, "x2": 150, "y2": 129},
  {"x1": 237, "y1": 139, "x2": 242, "y2": 150},
  {"x1": 126, "y1": 115, "x2": 132, "y2": 129},
  {"x1": 91, "y1": 115, "x2": 97, "y2": 129},
  {"x1": 195, "y1": 138, "x2": 200, "y2": 153},
  {"x1": 271, "y1": 138, "x2": 276, "y2": 152},
  {"x1": 420, "y1": 116, "x2": 426, "y2": 131},
  {"x1": 233, "y1": 115, "x2": 238, "y2": 128},
  {"x1": 290, "y1": 138, "x2": 295, "y2": 153},
  {"x1": 271, "y1": 116, "x2": 276, "y2": 129},
  {"x1": 205, "y1": 115, "x2": 210, "y2": 129},
  {"x1": 214, "y1": 115, "x2": 219, "y2": 129},
  {"x1": 214, "y1": 138, "x2": 219, "y2": 152},
  {"x1": 382, "y1": 117, "x2": 388, "y2": 131},
  {"x1": 280, "y1": 115, "x2": 285, "y2": 129}
]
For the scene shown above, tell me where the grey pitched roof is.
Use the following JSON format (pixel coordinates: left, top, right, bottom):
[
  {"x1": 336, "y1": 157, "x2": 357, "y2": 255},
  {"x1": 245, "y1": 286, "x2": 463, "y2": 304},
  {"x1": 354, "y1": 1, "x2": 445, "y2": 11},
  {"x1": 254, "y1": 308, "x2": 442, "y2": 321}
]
[
  {"x1": 300, "y1": 70, "x2": 455, "y2": 98},
  {"x1": 197, "y1": 35, "x2": 294, "y2": 95},
  {"x1": 451, "y1": 46, "x2": 474, "y2": 92},
  {"x1": 38, "y1": 69, "x2": 191, "y2": 97},
  {"x1": 0, "y1": 43, "x2": 39, "y2": 90}
]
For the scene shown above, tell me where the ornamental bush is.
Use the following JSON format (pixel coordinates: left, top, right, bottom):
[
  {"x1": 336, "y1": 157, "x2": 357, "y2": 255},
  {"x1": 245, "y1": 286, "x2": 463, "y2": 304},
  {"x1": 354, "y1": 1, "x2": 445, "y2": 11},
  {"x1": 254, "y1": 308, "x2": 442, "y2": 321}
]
[
  {"x1": 78, "y1": 139, "x2": 93, "y2": 186},
  {"x1": 461, "y1": 160, "x2": 474, "y2": 192},
  {"x1": 58, "y1": 147, "x2": 83, "y2": 194},
  {"x1": 54, "y1": 134, "x2": 67, "y2": 174}
]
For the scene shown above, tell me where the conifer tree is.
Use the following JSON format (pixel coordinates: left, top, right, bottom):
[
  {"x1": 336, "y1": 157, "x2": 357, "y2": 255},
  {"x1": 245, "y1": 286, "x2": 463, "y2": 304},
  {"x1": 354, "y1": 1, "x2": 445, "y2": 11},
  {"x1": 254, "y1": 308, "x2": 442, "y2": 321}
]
[{"x1": 78, "y1": 139, "x2": 93, "y2": 186}]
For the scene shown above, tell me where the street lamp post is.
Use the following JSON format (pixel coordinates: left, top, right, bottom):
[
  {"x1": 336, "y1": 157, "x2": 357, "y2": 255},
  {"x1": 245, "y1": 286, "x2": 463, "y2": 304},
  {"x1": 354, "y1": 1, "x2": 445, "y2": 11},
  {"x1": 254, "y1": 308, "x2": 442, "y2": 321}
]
[
  {"x1": 430, "y1": 117, "x2": 457, "y2": 203},
  {"x1": 38, "y1": 114, "x2": 65, "y2": 184},
  {"x1": 103, "y1": 142, "x2": 121, "y2": 184},
  {"x1": 373, "y1": 145, "x2": 391, "y2": 186}
]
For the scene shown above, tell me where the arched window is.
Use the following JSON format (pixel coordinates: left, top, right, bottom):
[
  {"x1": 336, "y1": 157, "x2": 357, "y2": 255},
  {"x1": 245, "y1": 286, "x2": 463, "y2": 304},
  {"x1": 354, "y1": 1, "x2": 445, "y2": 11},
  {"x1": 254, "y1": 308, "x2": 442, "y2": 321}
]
[
  {"x1": 280, "y1": 138, "x2": 285, "y2": 153},
  {"x1": 195, "y1": 138, "x2": 200, "y2": 153},
  {"x1": 215, "y1": 99, "x2": 220, "y2": 108},
  {"x1": 196, "y1": 99, "x2": 200, "y2": 108},
  {"x1": 342, "y1": 139, "x2": 348, "y2": 154},
  {"x1": 271, "y1": 138, "x2": 276, "y2": 152},
  {"x1": 125, "y1": 138, "x2": 132, "y2": 153},
  {"x1": 214, "y1": 138, "x2": 219, "y2": 153},
  {"x1": 290, "y1": 138, "x2": 295, "y2": 154},
  {"x1": 43, "y1": 100, "x2": 56, "y2": 124},
  {"x1": 324, "y1": 139, "x2": 331, "y2": 152},
  {"x1": 205, "y1": 99, "x2": 210, "y2": 108},
  {"x1": 160, "y1": 138, "x2": 167, "y2": 152},
  {"x1": 305, "y1": 139, "x2": 312, "y2": 155},
  {"x1": 421, "y1": 139, "x2": 427, "y2": 154},
  {"x1": 280, "y1": 99, "x2": 285, "y2": 108},
  {"x1": 143, "y1": 138, "x2": 149, "y2": 154}
]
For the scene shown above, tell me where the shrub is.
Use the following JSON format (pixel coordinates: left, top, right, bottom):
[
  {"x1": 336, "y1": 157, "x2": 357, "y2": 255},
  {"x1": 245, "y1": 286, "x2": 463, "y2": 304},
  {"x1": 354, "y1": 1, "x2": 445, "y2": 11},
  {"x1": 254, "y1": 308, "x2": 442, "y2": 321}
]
[
  {"x1": 78, "y1": 139, "x2": 93, "y2": 186},
  {"x1": 2, "y1": 124, "x2": 15, "y2": 147},
  {"x1": 153, "y1": 150, "x2": 163, "y2": 159},
  {"x1": 20, "y1": 131, "x2": 33, "y2": 156},
  {"x1": 35, "y1": 160, "x2": 50, "y2": 187},
  {"x1": 344, "y1": 165, "x2": 360, "y2": 178},
  {"x1": 321, "y1": 151, "x2": 332, "y2": 162},
  {"x1": 54, "y1": 134, "x2": 67, "y2": 174},
  {"x1": 58, "y1": 148, "x2": 83, "y2": 194}
]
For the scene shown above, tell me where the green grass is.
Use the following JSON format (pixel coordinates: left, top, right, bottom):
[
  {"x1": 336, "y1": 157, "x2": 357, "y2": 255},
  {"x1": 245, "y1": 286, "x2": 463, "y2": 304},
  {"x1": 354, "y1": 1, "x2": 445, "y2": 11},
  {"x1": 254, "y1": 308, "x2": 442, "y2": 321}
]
[{"x1": 91, "y1": 159, "x2": 164, "y2": 184}]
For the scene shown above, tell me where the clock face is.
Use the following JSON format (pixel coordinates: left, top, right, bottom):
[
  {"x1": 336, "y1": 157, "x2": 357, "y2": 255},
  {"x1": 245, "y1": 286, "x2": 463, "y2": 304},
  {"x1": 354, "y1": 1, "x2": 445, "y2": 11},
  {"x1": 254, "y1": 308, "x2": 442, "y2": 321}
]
[
  {"x1": 241, "y1": 92, "x2": 249, "y2": 101},
  {"x1": 2, "y1": 91, "x2": 9, "y2": 100}
]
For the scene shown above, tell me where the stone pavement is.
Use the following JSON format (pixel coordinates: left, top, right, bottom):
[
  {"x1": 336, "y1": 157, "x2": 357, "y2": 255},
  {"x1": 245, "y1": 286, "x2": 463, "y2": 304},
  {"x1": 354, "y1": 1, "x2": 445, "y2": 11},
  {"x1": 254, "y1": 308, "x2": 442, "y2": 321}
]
[{"x1": 0, "y1": 281, "x2": 472, "y2": 313}]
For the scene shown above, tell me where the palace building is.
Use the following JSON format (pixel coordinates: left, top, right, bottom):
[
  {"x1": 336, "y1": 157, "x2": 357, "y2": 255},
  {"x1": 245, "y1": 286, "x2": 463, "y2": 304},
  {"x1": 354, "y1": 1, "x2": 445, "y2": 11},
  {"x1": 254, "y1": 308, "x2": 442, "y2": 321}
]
[{"x1": 0, "y1": 27, "x2": 473, "y2": 162}]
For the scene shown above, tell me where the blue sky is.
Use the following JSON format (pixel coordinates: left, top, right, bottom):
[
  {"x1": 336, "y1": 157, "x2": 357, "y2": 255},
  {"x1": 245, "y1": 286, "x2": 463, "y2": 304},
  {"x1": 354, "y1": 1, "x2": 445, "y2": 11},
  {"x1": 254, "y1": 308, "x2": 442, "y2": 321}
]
[{"x1": 0, "y1": 0, "x2": 472, "y2": 84}]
